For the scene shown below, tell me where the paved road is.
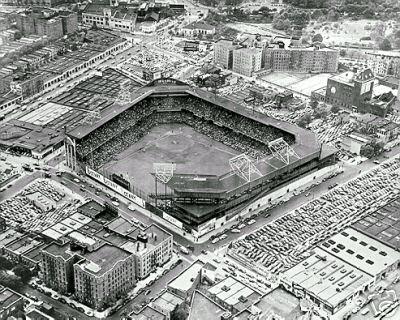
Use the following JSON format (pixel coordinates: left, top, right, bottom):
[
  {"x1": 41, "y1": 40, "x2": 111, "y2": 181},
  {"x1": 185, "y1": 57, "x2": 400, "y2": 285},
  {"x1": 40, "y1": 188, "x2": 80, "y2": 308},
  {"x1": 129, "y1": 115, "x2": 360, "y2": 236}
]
[
  {"x1": 21, "y1": 285, "x2": 91, "y2": 320},
  {"x1": 111, "y1": 259, "x2": 190, "y2": 319}
]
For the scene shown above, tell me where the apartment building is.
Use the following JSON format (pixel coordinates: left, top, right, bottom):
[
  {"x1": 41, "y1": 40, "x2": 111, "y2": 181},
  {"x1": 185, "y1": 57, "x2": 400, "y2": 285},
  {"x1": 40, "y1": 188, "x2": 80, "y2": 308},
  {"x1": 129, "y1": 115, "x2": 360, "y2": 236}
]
[
  {"x1": 213, "y1": 40, "x2": 238, "y2": 69},
  {"x1": 124, "y1": 225, "x2": 173, "y2": 280},
  {"x1": 59, "y1": 11, "x2": 78, "y2": 35},
  {"x1": 35, "y1": 17, "x2": 63, "y2": 40},
  {"x1": 179, "y1": 22, "x2": 215, "y2": 39},
  {"x1": 41, "y1": 242, "x2": 82, "y2": 295},
  {"x1": 82, "y1": 5, "x2": 137, "y2": 33},
  {"x1": 366, "y1": 51, "x2": 400, "y2": 79},
  {"x1": 264, "y1": 46, "x2": 338, "y2": 73},
  {"x1": 232, "y1": 47, "x2": 262, "y2": 77},
  {"x1": 74, "y1": 243, "x2": 136, "y2": 309}
]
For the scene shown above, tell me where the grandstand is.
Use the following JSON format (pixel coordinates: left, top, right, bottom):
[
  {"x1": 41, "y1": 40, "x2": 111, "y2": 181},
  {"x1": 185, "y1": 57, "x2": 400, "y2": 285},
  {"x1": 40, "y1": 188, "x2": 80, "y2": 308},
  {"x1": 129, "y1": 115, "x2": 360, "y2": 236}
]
[{"x1": 66, "y1": 78, "x2": 336, "y2": 233}]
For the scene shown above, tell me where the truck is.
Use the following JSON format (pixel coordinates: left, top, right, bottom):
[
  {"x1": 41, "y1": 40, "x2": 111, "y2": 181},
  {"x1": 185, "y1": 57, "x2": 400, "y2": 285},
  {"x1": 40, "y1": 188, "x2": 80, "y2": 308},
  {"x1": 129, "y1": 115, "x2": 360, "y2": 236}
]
[{"x1": 179, "y1": 246, "x2": 189, "y2": 255}]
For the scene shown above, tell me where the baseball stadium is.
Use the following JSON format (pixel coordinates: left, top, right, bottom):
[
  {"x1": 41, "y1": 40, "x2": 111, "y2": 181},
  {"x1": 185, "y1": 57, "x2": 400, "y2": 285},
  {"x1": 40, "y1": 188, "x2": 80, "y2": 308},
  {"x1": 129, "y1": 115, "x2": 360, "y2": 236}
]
[{"x1": 65, "y1": 78, "x2": 336, "y2": 234}]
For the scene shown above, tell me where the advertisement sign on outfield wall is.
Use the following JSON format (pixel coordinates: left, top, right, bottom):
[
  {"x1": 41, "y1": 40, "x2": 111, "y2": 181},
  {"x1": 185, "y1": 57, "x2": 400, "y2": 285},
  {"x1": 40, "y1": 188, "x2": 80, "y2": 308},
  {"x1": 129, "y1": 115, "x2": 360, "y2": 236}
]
[
  {"x1": 86, "y1": 167, "x2": 146, "y2": 208},
  {"x1": 162, "y1": 212, "x2": 183, "y2": 229}
]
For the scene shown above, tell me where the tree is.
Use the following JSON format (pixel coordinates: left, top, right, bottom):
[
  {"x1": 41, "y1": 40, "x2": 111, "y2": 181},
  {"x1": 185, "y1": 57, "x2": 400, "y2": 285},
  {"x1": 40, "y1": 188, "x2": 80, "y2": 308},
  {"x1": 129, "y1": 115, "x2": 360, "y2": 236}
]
[
  {"x1": 339, "y1": 49, "x2": 346, "y2": 57},
  {"x1": 0, "y1": 257, "x2": 13, "y2": 270},
  {"x1": 360, "y1": 139, "x2": 384, "y2": 158},
  {"x1": 312, "y1": 33, "x2": 323, "y2": 43},
  {"x1": 13, "y1": 265, "x2": 32, "y2": 284},
  {"x1": 331, "y1": 105, "x2": 340, "y2": 114},
  {"x1": 296, "y1": 113, "x2": 312, "y2": 128},
  {"x1": 379, "y1": 38, "x2": 392, "y2": 51},
  {"x1": 171, "y1": 304, "x2": 187, "y2": 320}
]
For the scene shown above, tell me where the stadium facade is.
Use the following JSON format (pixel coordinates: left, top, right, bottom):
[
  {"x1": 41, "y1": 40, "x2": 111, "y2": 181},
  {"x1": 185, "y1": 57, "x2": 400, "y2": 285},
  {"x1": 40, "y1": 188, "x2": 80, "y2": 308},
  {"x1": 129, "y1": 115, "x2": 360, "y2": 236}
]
[{"x1": 65, "y1": 78, "x2": 336, "y2": 236}]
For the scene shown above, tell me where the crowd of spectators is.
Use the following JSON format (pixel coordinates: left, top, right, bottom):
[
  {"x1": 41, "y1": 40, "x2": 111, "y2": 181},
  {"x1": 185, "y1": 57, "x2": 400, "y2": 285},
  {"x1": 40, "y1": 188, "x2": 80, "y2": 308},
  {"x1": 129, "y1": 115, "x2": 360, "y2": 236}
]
[
  {"x1": 229, "y1": 157, "x2": 400, "y2": 275},
  {"x1": 76, "y1": 96, "x2": 295, "y2": 168}
]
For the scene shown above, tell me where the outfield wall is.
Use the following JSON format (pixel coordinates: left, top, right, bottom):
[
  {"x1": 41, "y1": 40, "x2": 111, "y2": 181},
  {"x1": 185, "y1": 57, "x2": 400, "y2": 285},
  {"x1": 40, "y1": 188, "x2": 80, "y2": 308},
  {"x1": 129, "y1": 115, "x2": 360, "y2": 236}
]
[{"x1": 86, "y1": 166, "x2": 146, "y2": 208}]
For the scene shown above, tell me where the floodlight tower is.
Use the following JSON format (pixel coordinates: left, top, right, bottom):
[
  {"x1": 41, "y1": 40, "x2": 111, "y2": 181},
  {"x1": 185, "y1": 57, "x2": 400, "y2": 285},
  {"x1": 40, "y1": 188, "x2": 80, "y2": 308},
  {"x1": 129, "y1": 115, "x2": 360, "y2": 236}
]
[
  {"x1": 153, "y1": 163, "x2": 176, "y2": 207},
  {"x1": 229, "y1": 154, "x2": 262, "y2": 183},
  {"x1": 268, "y1": 138, "x2": 300, "y2": 165}
]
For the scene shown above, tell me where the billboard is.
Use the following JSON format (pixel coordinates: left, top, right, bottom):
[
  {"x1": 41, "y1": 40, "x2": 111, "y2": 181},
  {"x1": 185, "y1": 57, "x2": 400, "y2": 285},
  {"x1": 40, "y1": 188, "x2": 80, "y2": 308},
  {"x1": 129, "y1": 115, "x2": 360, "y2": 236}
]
[
  {"x1": 111, "y1": 173, "x2": 131, "y2": 190},
  {"x1": 86, "y1": 167, "x2": 145, "y2": 208}
]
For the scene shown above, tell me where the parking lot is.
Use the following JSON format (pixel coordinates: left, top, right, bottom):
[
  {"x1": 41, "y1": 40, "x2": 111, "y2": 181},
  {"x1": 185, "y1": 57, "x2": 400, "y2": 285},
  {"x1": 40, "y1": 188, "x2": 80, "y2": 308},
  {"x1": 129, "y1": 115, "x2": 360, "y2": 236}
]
[{"x1": 229, "y1": 156, "x2": 400, "y2": 275}]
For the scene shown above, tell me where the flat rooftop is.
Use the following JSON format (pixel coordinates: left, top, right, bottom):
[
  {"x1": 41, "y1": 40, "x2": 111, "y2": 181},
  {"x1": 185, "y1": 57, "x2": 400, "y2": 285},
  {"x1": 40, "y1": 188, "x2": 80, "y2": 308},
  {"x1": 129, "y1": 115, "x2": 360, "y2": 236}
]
[
  {"x1": 106, "y1": 217, "x2": 137, "y2": 236},
  {"x1": 189, "y1": 290, "x2": 226, "y2": 320},
  {"x1": 42, "y1": 242, "x2": 76, "y2": 261},
  {"x1": 78, "y1": 243, "x2": 131, "y2": 276},
  {"x1": 0, "y1": 229, "x2": 23, "y2": 249},
  {"x1": 208, "y1": 276, "x2": 261, "y2": 312},
  {"x1": 153, "y1": 291, "x2": 184, "y2": 313},
  {"x1": 319, "y1": 227, "x2": 400, "y2": 277},
  {"x1": 353, "y1": 196, "x2": 400, "y2": 250},
  {"x1": 0, "y1": 288, "x2": 22, "y2": 311},
  {"x1": 128, "y1": 224, "x2": 172, "y2": 253},
  {"x1": 6, "y1": 236, "x2": 42, "y2": 255},
  {"x1": 283, "y1": 247, "x2": 373, "y2": 309},
  {"x1": 168, "y1": 260, "x2": 204, "y2": 293},
  {"x1": 77, "y1": 200, "x2": 105, "y2": 218}
]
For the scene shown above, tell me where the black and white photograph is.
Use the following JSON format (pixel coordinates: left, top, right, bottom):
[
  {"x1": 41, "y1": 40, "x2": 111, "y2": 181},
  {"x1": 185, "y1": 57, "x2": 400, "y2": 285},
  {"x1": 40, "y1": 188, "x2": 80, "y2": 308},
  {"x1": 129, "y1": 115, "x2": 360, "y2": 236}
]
[{"x1": 0, "y1": 0, "x2": 400, "y2": 319}]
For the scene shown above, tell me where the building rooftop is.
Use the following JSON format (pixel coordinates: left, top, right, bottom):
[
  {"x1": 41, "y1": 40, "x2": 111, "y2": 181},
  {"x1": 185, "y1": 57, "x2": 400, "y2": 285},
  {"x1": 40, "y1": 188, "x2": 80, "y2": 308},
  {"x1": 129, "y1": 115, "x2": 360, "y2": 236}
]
[
  {"x1": 353, "y1": 196, "x2": 400, "y2": 250},
  {"x1": 152, "y1": 291, "x2": 184, "y2": 313},
  {"x1": 283, "y1": 247, "x2": 373, "y2": 309},
  {"x1": 5, "y1": 236, "x2": 42, "y2": 255},
  {"x1": 168, "y1": 260, "x2": 204, "y2": 293},
  {"x1": 106, "y1": 217, "x2": 137, "y2": 236},
  {"x1": 77, "y1": 200, "x2": 104, "y2": 218},
  {"x1": 183, "y1": 22, "x2": 215, "y2": 31},
  {"x1": 188, "y1": 290, "x2": 226, "y2": 320},
  {"x1": 0, "y1": 287, "x2": 22, "y2": 312},
  {"x1": 236, "y1": 288, "x2": 301, "y2": 320},
  {"x1": 128, "y1": 224, "x2": 172, "y2": 253},
  {"x1": 77, "y1": 243, "x2": 131, "y2": 276},
  {"x1": 208, "y1": 276, "x2": 261, "y2": 312},
  {"x1": 68, "y1": 231, "x2": 97, "y2": 247},
  {"x1": 42, "y1": 242, "x2": 76, "y2": 261},
  {"x1": 319, "y1": 227, "x2": 400, "y2": 277},
  {"x1": 132, "y1": 305, "x2": 164, "y2": 320},
  {"x1": 330, "y1": 68, "x2": 374, "y2": 86},
  {"x1": 0, "y1": 229, "x2": 23, "y2": 249}
]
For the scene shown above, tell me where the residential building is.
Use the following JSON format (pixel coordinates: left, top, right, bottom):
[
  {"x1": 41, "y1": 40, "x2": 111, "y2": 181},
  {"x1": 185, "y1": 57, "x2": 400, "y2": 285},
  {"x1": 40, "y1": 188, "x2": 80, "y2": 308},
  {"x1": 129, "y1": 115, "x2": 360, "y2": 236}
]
[
  {"x1": 41, "y1": 242, "x2": 82, "y2": 295},
  {"x1": 324, "y1": 68, "x2": 374, "y2": 110},
  {"x1": 263, "y1": 45, "x2": 338, "y2": 73},
  {"x1": 35, "y1": 17, "x2": 63, "y2": 40},
  {"x1": 213, "y1": 40, "x2": 238, "y2": 70},
  {"x1": 82, "y1": 5, "x2": 137, "y2": 33},
  {"x1": 14, "y1": 13, "x2": 36, "y2": 36},
  {"x1": 179, "y1": 22, "x2": 215, "y2": 39},
  {"x1": 59, "y1": 11, "x2": 78, "y2": 35},
  {"x1": 3, "y1": 235, "x2": 44, "y2": 268},
  {"x1": 233, "y1": 47, "x2": 262, "y2": 77},
  {"x1": 0, "y1": 287, "x2": 24, "y2": 320},
  {"x1": 366, "y1": 51, "x2": 400, "y2": 79},
  {"x1": 74, "y1": 243, "x2": 136, "y2": 309},
  {"x1": 124, "y1": 225, "x2": 173, "y2": 279}
]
